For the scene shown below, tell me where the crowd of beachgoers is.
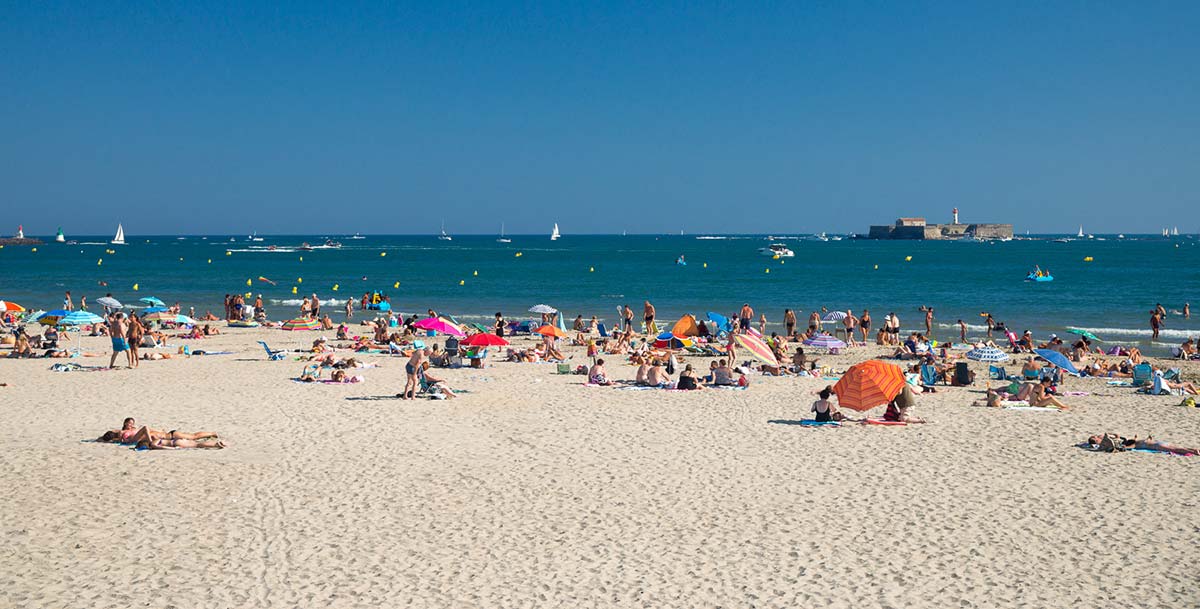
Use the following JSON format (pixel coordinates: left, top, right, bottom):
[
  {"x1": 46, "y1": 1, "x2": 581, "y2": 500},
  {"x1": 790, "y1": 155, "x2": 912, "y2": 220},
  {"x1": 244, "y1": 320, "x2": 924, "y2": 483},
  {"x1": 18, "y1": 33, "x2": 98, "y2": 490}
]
[{"x1": 2, "y1": 289, "x2": 1199, "y2": 457}]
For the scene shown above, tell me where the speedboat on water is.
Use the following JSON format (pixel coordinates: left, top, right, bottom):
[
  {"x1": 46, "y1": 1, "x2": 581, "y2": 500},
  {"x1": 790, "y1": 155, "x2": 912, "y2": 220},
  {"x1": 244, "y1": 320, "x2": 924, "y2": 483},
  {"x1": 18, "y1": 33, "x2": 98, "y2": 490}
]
[
  {"x1": 758, "y1": 243, "x2": 795, "y2": 257},
  {"x1": 322, "y1": 239, "x2": 342, "y2": 248},
  {"x1": 298, "y1": 242, "x2": 314, "y2": 251}
]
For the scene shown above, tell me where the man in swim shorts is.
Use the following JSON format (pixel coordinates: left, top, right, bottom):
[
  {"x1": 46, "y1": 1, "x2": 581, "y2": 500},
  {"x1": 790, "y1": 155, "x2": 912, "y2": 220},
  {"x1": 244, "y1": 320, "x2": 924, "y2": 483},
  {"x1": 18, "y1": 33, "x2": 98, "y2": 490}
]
[{"x1": 108, "y1": 312, "x2": 130, "y2": 369}]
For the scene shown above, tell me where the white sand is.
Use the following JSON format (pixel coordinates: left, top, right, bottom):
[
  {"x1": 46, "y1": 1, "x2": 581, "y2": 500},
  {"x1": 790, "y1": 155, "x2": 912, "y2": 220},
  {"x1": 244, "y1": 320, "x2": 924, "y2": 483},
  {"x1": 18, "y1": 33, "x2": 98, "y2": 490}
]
[{"x1": 2, "y1": 327, "x2": 1198, "y2": 608}]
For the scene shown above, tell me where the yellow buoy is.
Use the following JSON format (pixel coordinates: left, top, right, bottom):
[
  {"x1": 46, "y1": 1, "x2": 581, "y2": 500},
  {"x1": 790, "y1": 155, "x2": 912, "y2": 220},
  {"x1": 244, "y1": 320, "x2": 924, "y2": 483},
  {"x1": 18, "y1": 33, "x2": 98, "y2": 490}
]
[
  {"x1": 473, "y1": 270, "x2": 478, "y2": 276},
  {"x1": 246, "y1": 278, "x2": 252, "y2": 286},
  {"x1": 179, "y1": 257, "x2": 184, "y2": 262},
  {"x1": 207, "y1": 259, "x2": 212, "y2": 264},
  {"x1": 97, "y1": 259, "x2": 103, "y2": 266},
  {"x1": 874, "y1": 264, "x2": 879, "y2": 270},
  {"x1": 589, "y1": 266, "x2": 594, "y2": 272},
  {"x1": 459, "y1": 280, "x2": 465, "y2": 286},
  {"x1": 702, "y1": 262, "x2": 707, "y2": 268},
  {"x1": 773, "y1": 254, "x2": 780, "y2": 260},
  {"x1": 780, "y1": 259, "x2": 785, "y2": 264},
  {"x1": 380, "y1": 252, "x2": 386, "y2": 257},
  {"x1": 291, "y1": 286, "x2": 298, "y2": 294},
  {"x1": 299, "y1": 256, "x2": 303, "y2": 262},
  {"x1": 393, "y1": 281, "x2": 400, "y2": 289},
  {"x1": 297, "y1": 277, "x2": 303, "y2": 284},
  {"x1": 905, "y1": 255, "x2": 912, "y2": 261},
  {"x1": 226, "y1": 251, "x2": 232, "y2": 256},
  {"x1": 765, "y1": 268, "x2": 770, "y2": 274},
  {"x1": 31, "y1": 247, "x2": 37, "y2": 252},
  {"x1": 245, "y1": 292, "x2": 252, "y2": 298},
  {"x1": 332, "y1": 284, "x2": 339, "y2": 291},
  {"x1": 1083, "y1": 256, "x2": 1094, "y2": 262},
  {"x1": 133, "y1": 283, "x2": 139, "y2": 291}
]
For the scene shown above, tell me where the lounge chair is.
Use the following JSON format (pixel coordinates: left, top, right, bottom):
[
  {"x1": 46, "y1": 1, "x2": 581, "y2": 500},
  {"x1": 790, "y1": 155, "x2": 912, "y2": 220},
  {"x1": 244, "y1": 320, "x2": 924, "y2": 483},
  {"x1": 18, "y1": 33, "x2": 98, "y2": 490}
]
[
  {"x1": 257, "y1": 340, "x2": 286, "y2": 361},
  {"x1": 597, "y1": 323, "x2": 609, "y2": 338},
  {"x1": 1131, "y1": 363, "x2": 1153, "y2": 387},
  {"x1": 466, "y1": 347, "x2": 488, "y2": 369}
]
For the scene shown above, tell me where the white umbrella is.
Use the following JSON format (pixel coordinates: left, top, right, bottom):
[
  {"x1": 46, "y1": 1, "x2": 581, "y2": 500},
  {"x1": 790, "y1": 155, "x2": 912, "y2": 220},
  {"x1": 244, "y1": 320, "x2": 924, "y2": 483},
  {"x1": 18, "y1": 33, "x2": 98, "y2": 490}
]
[
  {"x1": 96, "y1": 296, "x2": 122, "y2": 309},
  {"x1": 966, "y1": 346, "x2": 1009, "y2": 362},
  {"x1": 822, "y1": 311, "x2": 847, "y2": 322},
  {"x1": 528, "y1": 304, "x2": 558, "y2": 314}
]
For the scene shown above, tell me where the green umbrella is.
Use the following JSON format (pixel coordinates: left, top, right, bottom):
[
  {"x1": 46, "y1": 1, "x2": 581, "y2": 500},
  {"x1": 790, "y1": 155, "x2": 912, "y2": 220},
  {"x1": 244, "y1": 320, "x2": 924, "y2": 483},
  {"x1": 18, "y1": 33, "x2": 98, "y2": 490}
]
[{"x1": 1066, "y1": 328, "x2": 1101, "y2": 341}]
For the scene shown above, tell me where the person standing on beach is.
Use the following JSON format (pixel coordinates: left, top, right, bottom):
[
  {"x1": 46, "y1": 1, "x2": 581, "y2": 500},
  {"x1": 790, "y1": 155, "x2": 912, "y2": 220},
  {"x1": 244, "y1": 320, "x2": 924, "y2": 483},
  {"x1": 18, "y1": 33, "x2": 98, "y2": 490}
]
[
  {"x1": 784, "y1": 309, "x2": 797, "y2": 337},
  {"x1": 401, "y1": 348, "x2": 427, "y2": 400},
  {"x1": 1150, "y1": 309, "x2": 1162, "y2": 340},
  {"x1": 495, "y1": 312, "x2": 505, "y2": 337},
  {"x1": 843, "y1": 310, "x2": 858, "y2": 344},
  {"x1": 985, "y1": 313, "x2": 996, "y2": 338},
  {"x1": 310, "y1": 294, "x2": 320, "y2": 319},
  {"x1": 958, "y1": 319, "x2": 968, "y2": 343},
  {"x1": 622, "y1": 305, "x2": 634, "y2": 332},
  {"x1": 107, "y1": 312, "x2": 129, "y2": 369},
  {"x1": 126, "y1": 313, "x2": 144, "y2": 368},
  {"x1": 64, "y1": 291, "x2": 73, "y2": 311},
  {"x1": 643, "y1": 301, "x2": 656, "y2": 334},
  {"x1": 924, "y1": 307, "x2": 934, "y2": 336},
  {"x1": 758, "y1": 314, "x2": 767, "y2": 335},
  {"x1": 738, "y1": 304, "x2": 753, "y2": 333},
  {"x1": 79, "y1": 296, "x2": 87, "y2": 311},
  {"x1": 345, "y1": 299, "x2": 353, "y2": 319},
  {"x1": 809, "y1": 311, "x2": 821, "y2": 333}
]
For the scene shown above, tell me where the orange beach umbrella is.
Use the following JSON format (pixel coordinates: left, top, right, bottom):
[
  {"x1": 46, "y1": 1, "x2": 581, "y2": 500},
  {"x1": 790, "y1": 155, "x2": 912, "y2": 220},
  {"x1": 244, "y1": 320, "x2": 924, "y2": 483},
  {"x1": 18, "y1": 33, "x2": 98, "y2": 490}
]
[
  {"x1": 0, "y1": 300, "x2": 26, "y2": 312},
  {"x1": 535, "y1": 324, "x2": 567, "y2": 339},
  {"x1": 833, "y1": 359, "x2": 906, "y2": 412}
]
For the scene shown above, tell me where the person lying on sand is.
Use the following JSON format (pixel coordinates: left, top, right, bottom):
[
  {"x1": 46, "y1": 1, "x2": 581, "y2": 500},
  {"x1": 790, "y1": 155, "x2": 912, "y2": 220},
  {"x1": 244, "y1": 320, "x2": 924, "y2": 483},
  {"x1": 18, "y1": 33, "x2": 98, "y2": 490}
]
[
  {"x1": 136, "y1": 436, "x2": 225, "y2": 450},
  {"x1": 1083, "y1": 434, "x2": 1199, "y2": 455},
  {"x1": 98, "y1": 419, "x2": 218, "y2": 444}
]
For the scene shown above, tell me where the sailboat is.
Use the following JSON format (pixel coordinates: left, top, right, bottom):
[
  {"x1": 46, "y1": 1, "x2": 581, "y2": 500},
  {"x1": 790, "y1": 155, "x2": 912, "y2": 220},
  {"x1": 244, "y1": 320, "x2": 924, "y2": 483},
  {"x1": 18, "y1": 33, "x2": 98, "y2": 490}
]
[
  {"x1": 1173, "y1": 226, "x2": 1179, "y2": 236},
  {"x1": 248, "y1": 231, "x2": 263, "y2": 242},
  {"x1": 55, "y1": 227, "x2": 65, "y2": 243},
  {"x1": 438, "y1": 221, "x2": 452, "y2": 241},
  {"x1": 550, "y1": 223, "x2": 560, "y2": 241},
  {"x1": 349, "y1": 232, "x2": 366, "y2": 240},
  {"x1": 496, "y1": 223, "x2": 511, "y2": 243},
  {"x1": 1077, "y1": 226, "x2": 1084, "y2": 238},
  {"x1": 111, "y1": 223, "x2": 126, "y2": 245}
]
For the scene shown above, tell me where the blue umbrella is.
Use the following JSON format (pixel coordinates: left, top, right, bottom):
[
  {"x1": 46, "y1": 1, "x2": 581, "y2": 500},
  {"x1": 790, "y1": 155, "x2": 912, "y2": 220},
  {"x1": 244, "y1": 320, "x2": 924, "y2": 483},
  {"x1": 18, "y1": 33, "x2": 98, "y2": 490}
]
[
  {"x1": 143, "y1": 306, "x2": 169, "y2": 314},
  {"x1": 705, "y1": 312, "x2": 732, "y2": 332},
  {"x1": 139, "y1": 296, "x2": 166, "y2": 307},
  {"x1": 654, "y1": 332, "x2": 694, "y2": 349},
  {"x1": 57, "y1": 311, "x2": 105, "y2": 326},
  {"x1": 1034, "y1": 349, "x2": 1079, "y2": 375}
]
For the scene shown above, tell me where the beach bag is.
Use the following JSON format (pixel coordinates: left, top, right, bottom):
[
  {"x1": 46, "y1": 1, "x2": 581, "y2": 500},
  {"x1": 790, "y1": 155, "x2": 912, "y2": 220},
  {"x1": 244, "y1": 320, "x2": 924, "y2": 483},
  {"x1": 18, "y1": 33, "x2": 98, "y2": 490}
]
[{"x1": 1179, "y1": 397, "x2": 1196, "y2": 408}]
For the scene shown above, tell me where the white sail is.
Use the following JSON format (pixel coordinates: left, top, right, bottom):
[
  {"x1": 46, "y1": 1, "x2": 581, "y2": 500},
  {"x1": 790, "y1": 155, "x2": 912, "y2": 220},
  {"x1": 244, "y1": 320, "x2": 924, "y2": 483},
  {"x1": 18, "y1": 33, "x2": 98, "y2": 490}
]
[
  {"x1": 111, "y1": 223, "x2": 125, "y2": 245},
  {"x1": 438, "y1": 220, "x2": 452, "y2": 241},
  {"x1": 550, "y1": 223, "x2": 560, "y2": 240},
  {"x1": 1077, "y1": 225, "x2": 1084, "y2": 238},
  {"x1": 1173, "y1": 226, "x2": 1179, "y2": 236},
  {"x1": 497, "y1": 223, "x2": 511, "y2": 243},
  {"x1": 55, "y1": 227, "x2": 65, "y2": 242}
]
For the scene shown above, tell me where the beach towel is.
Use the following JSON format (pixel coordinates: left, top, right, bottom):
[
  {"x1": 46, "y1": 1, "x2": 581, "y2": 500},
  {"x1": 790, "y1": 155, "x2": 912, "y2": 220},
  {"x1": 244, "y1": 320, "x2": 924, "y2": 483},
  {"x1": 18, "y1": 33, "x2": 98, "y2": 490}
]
[
  {"x1": 1003, "y1": 405, "x2": 1059, "y2": 412},
  {"x1": 864, "y1": 418, "x2": 907, "y2": 426}
]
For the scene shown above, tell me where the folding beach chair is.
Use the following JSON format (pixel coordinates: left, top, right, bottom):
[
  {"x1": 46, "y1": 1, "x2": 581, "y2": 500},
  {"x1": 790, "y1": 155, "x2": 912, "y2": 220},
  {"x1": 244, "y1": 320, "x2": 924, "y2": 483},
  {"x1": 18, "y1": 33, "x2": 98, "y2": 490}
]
[
  {"x1": 920, "y1": 364, "x2": 942, "y2": 387},
  {"x1": 597, "y1": 323, "x2": 609, "y2": 338},
  {"x1": 988, "y1": 365, "x2": 1009, "y2": 380},
  {"x1": 556, "y1": 363, "x2": 572, "y2": 374},
  {"x1": 257, "y1": 341, "x2": 286, "y2": 361},
  {"x1": 1131, "y1": 363, "x2": 1153, "y2": 387}
]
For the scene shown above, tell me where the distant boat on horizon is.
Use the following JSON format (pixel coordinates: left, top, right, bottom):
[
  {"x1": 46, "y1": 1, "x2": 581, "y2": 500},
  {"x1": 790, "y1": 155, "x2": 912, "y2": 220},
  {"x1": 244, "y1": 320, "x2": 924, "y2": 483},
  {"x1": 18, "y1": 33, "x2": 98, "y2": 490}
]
[
  {"x1": 438, "y1": 221, "x2": 452, "y2": 241},
  {"x1": 248, "y1": 231, "x2": 263, "y2": 242},
  {"x1": 497, "y1": 223, "x2": 511, "y2": 243},
  {"x1": 550, "y1": 223, "x2": 560, "y2": 241},
  {"x1": 349, "y1": 232, "x2": 366, "y2": 240},
  {"x1": 111, "y1": 223, "x2": 125, "y2": 245},
  {"x1": 1077, "y1": 225, "x2": 1084, "y2": 238}
]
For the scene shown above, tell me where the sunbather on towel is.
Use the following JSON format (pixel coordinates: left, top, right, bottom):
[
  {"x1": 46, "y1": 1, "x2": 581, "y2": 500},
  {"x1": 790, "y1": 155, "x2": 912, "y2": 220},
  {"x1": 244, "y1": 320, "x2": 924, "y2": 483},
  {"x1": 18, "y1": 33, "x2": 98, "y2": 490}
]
[
  {"x1": 98, "y1": 420, "x2": 218, "y2": 444},
  {"x1": 1084, "y1": 434, "x2": 1199, "y2": 455},
  {"x1": 136, "y1": 436, "x2": 225, "y2": 450},
  {"x1": 588, "y1": 359, "x2": 613, "y2": 386}
]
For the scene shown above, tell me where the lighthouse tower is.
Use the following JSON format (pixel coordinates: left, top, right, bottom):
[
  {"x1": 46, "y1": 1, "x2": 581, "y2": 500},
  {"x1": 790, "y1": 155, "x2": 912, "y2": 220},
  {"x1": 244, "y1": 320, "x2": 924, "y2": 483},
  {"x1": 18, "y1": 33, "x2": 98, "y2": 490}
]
[
  {"x1": 15, "y1": 225, "x2": 24, "y2": 239},
  {"x1": 952, "y1": 208, "x2": 959, "y2": 225}
]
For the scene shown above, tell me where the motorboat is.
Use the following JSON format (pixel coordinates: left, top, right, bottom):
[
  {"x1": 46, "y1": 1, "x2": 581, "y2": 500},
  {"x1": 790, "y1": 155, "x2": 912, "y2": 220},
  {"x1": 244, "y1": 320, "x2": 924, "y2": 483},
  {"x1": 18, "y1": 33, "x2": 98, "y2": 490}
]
[
  {"x1": 298, "y1": 242, "x2": 314, "y2": 251},
  {"x1": 249, "y1": 231, "x2": 263, "y2": 242},
  {"x1": 323, "y1": 239, "x2": 342, "y2": 248},
  {"x1": 349, "y1": 233, "x2": 366, "y2": 240},
  {"x1": 758, "y1": 243, "x2": 795, "y2": 257}
]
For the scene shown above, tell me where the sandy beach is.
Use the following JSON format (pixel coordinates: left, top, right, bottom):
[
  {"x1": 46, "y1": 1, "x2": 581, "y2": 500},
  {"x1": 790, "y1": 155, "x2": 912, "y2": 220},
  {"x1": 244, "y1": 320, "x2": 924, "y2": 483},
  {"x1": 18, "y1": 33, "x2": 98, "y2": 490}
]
[{"x1": 2, "y1": 326, "x2": 1198, "y2": 608}]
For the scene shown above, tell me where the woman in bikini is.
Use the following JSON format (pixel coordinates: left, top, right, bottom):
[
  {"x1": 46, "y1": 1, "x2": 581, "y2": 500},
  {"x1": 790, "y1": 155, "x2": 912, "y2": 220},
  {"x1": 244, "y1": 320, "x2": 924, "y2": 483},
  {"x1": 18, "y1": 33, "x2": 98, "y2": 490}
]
[{"x1": 1085, "y1": 434, "x2": 1199, "y2": 456}]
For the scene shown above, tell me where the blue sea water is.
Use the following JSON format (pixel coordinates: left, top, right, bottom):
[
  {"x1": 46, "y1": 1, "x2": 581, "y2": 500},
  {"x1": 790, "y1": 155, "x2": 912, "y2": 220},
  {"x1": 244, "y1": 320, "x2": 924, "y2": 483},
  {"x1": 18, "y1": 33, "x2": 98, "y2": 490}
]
[{"x1": 3, "y1": 233, "x2": 1198, "y2": 351}]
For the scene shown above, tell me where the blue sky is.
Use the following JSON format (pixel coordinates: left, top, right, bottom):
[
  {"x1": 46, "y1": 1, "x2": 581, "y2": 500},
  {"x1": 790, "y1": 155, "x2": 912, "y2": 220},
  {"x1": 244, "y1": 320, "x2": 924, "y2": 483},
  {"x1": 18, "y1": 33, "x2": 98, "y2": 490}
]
[{"x1": 3, "y1": 2, "x2": 1198, "y2": 235}]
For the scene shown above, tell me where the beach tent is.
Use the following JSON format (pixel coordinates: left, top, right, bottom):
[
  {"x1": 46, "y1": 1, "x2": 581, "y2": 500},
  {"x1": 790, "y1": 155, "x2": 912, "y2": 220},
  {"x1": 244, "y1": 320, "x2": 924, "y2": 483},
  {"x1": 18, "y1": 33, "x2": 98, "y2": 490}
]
[{"x1": 671, "y1": 314, "x2": 700, "y2": 337}]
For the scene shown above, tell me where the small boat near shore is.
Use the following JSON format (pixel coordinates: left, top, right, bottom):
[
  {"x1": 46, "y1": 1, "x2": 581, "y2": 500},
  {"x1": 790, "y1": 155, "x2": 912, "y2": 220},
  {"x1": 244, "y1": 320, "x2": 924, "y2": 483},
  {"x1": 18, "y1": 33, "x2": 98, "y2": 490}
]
[{"x1": 758, "y1": 243, "x2": 795, "y2": 257}]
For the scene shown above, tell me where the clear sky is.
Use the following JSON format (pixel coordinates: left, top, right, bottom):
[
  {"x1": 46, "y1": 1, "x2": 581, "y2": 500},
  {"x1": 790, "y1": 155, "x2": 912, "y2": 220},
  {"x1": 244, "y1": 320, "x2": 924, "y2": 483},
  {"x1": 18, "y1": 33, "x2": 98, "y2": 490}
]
[{"x1": 3, "y1": 2, "x2": 1198, "y2": 235}]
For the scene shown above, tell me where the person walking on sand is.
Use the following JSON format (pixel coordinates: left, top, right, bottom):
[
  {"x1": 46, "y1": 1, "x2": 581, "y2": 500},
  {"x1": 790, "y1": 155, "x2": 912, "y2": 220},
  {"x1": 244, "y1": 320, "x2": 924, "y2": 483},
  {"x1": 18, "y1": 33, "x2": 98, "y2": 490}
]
[
  {"x1": 958, "y1": 319, "x2": 968, "y2": 343},
  {"x1": 643, "y1": 300, "x2": 656, "y2": 334},
  {"x1": 345, "y1": 299, "x2": 353, "y2": 319},
  {"x1": 784, "y1": 309, "x2": 797, "y2": 337},
  {"x1": 107, "y1": 312, "x2": 129, "y2": 369},
  {"x1": 860, "y1": 309, "x2": 872, "y2": 343},
  {"x1": 79, "y1": 296, "x2": 87, "y2": 311},
  {"x1": 310, "y1": 294, "x2": 321, "y2": 319},
  {"x1": 64, "y1": 291, "x2": 74, "y2": 311},
  {"x1": 739, "y1": 303, "x2": 754, "y2": 333},
  {"x1": 623, "y1": 305, "x2": 634, "y2": 332},
  {"x1": 924, "y1": 306, "x2": 934, "y2": 336},
  {"x1": 843, "y1": 310, "x2": 858, "y2": 344},
  {"x1": 126, "y1": 313, "x2": 144, "y2": 368},
  {"x1": 1150, "y1": 309, "x2": 1162, "y2": 341},
  {"x1": 401, "y1": 348, "x2": 427, "y2": 400}
]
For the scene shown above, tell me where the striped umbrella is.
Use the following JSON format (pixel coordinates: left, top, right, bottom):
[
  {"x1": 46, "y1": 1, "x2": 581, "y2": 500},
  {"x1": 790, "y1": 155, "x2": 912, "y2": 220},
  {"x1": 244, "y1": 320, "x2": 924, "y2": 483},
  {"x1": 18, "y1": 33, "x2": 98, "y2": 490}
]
[
  {"x1": 833, "y1": 360, "x2": 906, "y2": 411},
  {"x1": 144, "y1": 312, "x2": 197, "y2": 325},
  {"x1": 1065, "y1": 328, "x2": 1101, "y2": 342},
  {"x1": 280, "y1": 318, "x2": 321, "y2": 331},
  {"x1": 528, "y1": 304, "x2": 557, "y2": 314},
  {"x1": 966, "y1": 346, "x2": 1009, "y2": 362},
  {"x1": 822, "y1": 311, "x2": 847, "y2": 322},
  {"x1": 803, "y1": 334, "x2": 847, "y2": 349},
  {"x1": 53, "y1": 311, "x2": 105, "y2": 326},
  {"x1": 733, "y1": 333, "x2": 779, "y2": 366}
]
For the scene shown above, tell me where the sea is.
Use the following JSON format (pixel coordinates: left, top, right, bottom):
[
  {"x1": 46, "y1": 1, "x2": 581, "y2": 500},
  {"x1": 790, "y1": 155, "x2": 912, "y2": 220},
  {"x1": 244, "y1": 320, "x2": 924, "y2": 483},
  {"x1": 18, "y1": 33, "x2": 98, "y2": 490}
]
[{"x1": 3, "y1": 233, "x2": 1198, "y2": 353}]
